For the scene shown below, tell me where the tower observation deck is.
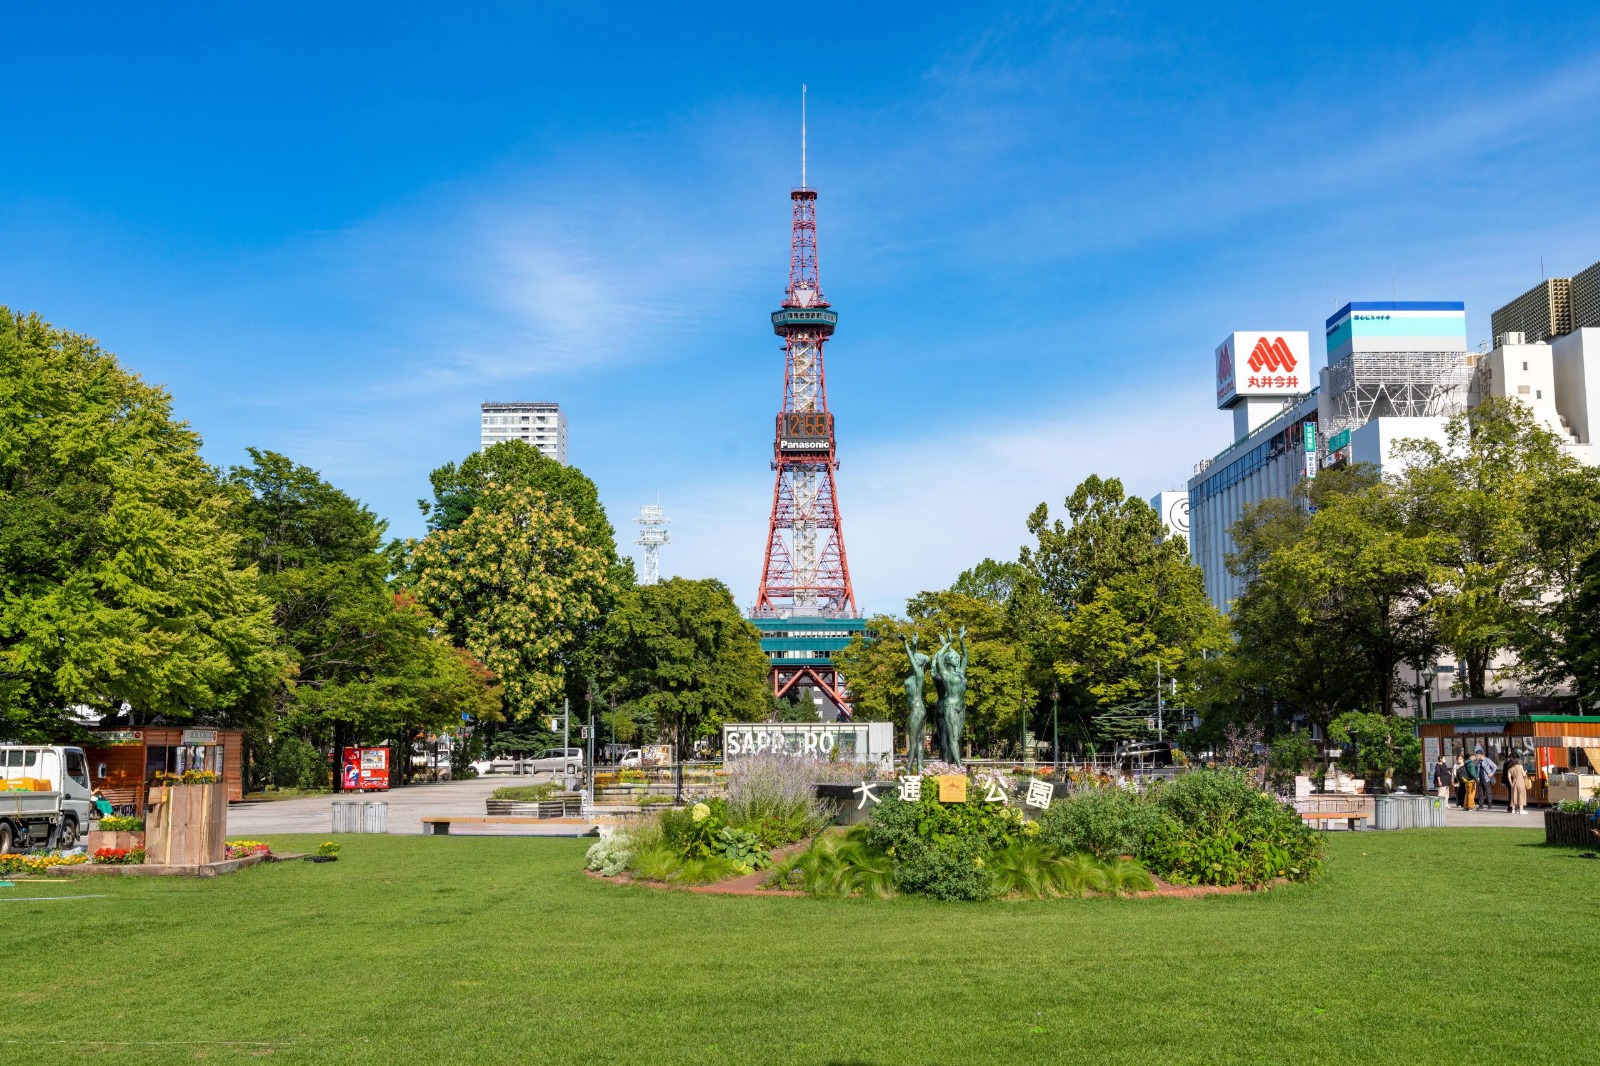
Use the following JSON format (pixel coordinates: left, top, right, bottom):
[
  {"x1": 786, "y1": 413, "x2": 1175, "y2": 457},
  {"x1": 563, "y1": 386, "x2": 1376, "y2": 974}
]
[{"x1": 751, "y1": 111, "x2": 863, "y2": 718}]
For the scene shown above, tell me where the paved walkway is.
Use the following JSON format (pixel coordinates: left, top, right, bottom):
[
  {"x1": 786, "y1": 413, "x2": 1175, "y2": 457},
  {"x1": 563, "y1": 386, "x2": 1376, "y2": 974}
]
[{"x1": 226, "y1": 776, "x2": 593, "y2": 837}]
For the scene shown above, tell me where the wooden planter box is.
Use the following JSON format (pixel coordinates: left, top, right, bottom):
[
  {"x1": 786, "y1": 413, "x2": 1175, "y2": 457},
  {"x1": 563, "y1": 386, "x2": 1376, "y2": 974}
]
[
  {"x1": 87, "y1": 830, "x2": 146, "y2": 853},
  {"x1": 145, "y1": 783, "x2": 227, "y2": 866},
  {"x1": 1545, "y1": 809, "x2": 1597, "y2": 848}
]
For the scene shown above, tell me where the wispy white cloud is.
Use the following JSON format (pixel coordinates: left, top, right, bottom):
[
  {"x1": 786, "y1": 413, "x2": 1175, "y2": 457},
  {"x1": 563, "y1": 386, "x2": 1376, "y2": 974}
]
[{"x1": 652, "y1": 383, "x2": 1216, "y2": 614}]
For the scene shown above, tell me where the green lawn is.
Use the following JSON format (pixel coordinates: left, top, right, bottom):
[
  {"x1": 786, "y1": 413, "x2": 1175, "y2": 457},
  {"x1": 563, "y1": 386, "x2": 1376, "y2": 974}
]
[{"x1": 1, "y1": 829, "x2": 1592, "y2": 1065}]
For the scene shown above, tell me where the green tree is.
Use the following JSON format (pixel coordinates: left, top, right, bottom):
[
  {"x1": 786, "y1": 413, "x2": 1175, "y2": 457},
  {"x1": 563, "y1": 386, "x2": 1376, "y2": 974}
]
[
  {"x1": 1327, "y1": 710, "x2": 1421, "y2": 788},
  {"x1": 585, "y1": 578, "x2": 770, "y2": 753},
  {"x1": 1218, "y1": 470, "x2": 1389, "y2": 732},
  {"x1": 1512, "y1": 466, "x2": 1600, "y2": 695},
  {"x1": 833, "y1": 614, "x2": 920, "y2": 731},
  {"x1": 413, "y1": 484, "x2": 612, "y2": 721},
  {"x1": 229, "y1": 450, "x2": 499, "y2": 787},
  {"x1": 1021, "y1": 476, "x2": 1226, "y2": 746},
  {"x1": 0, "y1": 309, "x2": 277, "y2": 739},
  {"x1": 1394, "y1": 398, "x2": 1575, "y2": 697},
  {"x1": 417, "y1": 439, "x2": 632, "y2": 586}
]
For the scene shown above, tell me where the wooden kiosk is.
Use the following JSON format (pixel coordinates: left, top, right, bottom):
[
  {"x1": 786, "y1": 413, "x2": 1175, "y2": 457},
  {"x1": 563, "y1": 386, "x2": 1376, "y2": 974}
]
[
  {"x1": 83, "y1": 727, "x2": 245, "y2": 813},
  {"x1": 1418, "y1": 702, "x2": 1600, "y2": 807}
]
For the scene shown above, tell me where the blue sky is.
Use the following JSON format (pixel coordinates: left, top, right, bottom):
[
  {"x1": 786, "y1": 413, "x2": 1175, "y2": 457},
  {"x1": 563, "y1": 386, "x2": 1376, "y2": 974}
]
[{"x1": 6, "y1": 2, "x2": 1600, "y2": 614}]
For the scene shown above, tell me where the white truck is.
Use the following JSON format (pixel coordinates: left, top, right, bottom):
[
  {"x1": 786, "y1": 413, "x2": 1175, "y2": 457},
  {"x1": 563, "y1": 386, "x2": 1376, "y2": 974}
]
[{"x1": 1, "y1": 745, "x2": 95, "y2": 852}]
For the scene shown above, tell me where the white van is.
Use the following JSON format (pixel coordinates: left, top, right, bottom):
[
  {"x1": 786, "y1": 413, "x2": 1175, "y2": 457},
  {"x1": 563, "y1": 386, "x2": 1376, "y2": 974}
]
[{"x1": 1, "y1": 745, "x2": 95, "y2": 852}]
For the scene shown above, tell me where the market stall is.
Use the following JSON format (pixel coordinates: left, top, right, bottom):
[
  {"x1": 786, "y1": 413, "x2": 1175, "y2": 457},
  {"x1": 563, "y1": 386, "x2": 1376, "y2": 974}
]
[
  {"x1": 1419, "y1": 705, "x2": 1600, "y2": 807},
  {"x1": 83, "y1": 727, "x2": 245, "y2": 813}
]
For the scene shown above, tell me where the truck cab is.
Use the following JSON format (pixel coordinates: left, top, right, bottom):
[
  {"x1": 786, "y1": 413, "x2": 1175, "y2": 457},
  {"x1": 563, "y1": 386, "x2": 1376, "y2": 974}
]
[{"x1": 0, "y1": 745, "x2": 95, "y2": 852}]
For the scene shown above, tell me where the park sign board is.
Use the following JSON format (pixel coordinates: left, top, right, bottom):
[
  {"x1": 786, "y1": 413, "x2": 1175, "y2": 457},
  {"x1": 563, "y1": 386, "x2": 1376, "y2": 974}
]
[{"x1": 722, "y1": 722, "x2": 893, "y2": 771}]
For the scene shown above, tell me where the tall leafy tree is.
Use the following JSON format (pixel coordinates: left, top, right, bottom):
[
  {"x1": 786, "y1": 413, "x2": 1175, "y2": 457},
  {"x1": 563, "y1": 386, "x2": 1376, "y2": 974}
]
[
  {"x1": 1218, "y1": 469, "x2": 1389, "y2": 732},
  {"x1": 1020, "y1": 476, "x2": 1226, "y2": 744},
  {"x1": 420, "y1": 439, "x2": 629, "y2": 583},
  {"x1": 585, "y1": 578, "x2": 770, "y2": 754},
  {"x1": 230, "y1": 450, "x2": 496, "y2": 782},
  {"x1": 0, "y1": 309, "x2": 276, "y2": 739},
  {"x1": 1394, "y1": 398, "x2": 1574, "y2": 696},
  {"x1": 413, "y1": 484, "x2": 612, "y2": 720}
]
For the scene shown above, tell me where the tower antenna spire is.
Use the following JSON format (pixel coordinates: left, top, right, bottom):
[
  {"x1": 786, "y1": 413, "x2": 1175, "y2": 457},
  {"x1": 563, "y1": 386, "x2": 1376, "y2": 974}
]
[{"x1": 801, "y1": 84, "x2": 807, "y2": 189}]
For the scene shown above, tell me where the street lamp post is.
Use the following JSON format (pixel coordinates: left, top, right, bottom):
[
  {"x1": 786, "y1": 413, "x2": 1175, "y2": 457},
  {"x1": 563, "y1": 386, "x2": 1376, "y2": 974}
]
[{"x1": 1052, "y1": 688, "x2": 1060, "y2": 773}]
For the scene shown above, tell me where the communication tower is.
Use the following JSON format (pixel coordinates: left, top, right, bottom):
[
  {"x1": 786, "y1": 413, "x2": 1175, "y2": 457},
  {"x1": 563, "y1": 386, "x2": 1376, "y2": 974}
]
[
  {"x1": 635, "y1": 504, "x2": 669, "y2": 586},
  {"x1": 751, "y1": 89, "x2": 864, "y2": 718}
]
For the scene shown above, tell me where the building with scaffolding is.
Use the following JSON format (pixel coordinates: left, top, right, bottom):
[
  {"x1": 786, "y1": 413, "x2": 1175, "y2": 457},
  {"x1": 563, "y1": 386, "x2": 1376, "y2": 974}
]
[{"x1": 1189, "y1": 302, "x2": 1473, "y2": 613}]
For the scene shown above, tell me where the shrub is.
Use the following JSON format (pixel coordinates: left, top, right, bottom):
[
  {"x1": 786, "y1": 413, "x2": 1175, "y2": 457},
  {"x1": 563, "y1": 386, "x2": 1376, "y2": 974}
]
[
  {"x1": 1144, "y1": 769, "x2": 1323, "y2": 887},
  {"x1": 491, "y1": 783, "x2": 564, "y2": 802},
  {"x1": 988, "y1": 843, "x2": 1066, "y2": 900},
  {"x1": 1556, "y1": 799, "x2": 1599, "y2": 815},
  {"x1": 1267, "y1": 733, "x2": 1317, "y2": 788},
  {"x1": 630, "y1": 846, "x2": 683, "y2": 882},
  {"x1": 723, "y1": 756, "x2": 839, "y2": 847},
  {"x1": 96, "y1": 815, "x2": 144, "y2": 833},
  {"x1": 770, "y1": 831, "x2": 895, "y2": 898},
  {"x1": 1097, "y1": 857, "x2": 1155, "y2": 896},
  {"x1": 673, "y1": 856, "x2": 745, "y2": 885},
  {"x1": 585, "y1": 832, "x2": 633, "y2": 876},
  {"x1": 1036, "y1": 786, "x2": 1169, "y2": 861},
  {"x1": 892, "y1": 839, "x2": 994, "y2": 901},
  {"x1": 266, "y1": 736, "x2": 329, "y2": 791}
]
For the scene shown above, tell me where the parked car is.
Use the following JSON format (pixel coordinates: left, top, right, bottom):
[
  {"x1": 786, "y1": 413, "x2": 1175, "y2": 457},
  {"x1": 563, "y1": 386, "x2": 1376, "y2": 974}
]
[{"x1": 617, "y1": 749, "x2": 643, "y2": 768}]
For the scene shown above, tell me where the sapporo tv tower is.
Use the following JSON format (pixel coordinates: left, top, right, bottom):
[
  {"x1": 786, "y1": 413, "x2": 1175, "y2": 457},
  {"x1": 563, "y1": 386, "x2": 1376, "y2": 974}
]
[{"x1": 751, "y1": 87, "x2": 865, "y2": 720}]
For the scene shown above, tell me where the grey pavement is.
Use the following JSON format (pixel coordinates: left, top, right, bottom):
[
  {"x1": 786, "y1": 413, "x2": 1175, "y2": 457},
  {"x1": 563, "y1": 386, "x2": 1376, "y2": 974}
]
[{"x1": 227, "y1": 776, "x2": 594, "y2": 837}]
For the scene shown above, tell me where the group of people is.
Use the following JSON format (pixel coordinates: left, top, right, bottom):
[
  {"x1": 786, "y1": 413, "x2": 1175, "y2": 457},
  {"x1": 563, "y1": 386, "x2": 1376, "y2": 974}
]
[{"x1": 1431, "y1": 750, "x2": 1530, "y2": 812}]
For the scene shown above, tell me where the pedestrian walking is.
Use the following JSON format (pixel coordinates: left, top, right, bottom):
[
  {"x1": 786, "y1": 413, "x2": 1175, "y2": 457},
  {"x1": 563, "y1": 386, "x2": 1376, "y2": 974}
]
[
  {"x1": 1507, "y1": 759, "x2": 1530, "y2": 814},
  {"x1": 1453, "y1": 755, "x2": 1467, "y2": 809}
]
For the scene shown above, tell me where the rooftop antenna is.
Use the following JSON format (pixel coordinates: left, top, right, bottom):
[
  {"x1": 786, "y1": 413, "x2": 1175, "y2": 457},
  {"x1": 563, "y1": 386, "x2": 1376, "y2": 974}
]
[
  {"x1": 801, "y1": 84, "x2": 807, "y2": 189},
  {"x1": 635, "y1": 503, "x2": 670, "y2": 586}
]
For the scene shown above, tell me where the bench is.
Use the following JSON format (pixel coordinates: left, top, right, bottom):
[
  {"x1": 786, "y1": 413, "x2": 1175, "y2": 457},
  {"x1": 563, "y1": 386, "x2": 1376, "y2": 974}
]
[
  {"x1": 1301, "y1": 810, "x2": 1368, "y2": 833},
  {"x1": 421, "y1": 816, "x2": 595, "y2": 836}
]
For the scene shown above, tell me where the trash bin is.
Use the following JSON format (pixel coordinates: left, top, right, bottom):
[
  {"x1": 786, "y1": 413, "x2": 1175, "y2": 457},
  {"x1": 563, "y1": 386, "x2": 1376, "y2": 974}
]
[
  {"x1": 1373, "y1": 793, "x2": 1447, "y2": 829},
  {"x1": 332, "y1": 800, "x2": 388, "y2": 833}
]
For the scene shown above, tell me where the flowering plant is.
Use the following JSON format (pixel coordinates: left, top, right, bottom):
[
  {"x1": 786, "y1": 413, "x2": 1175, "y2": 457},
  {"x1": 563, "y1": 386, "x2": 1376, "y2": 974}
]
[
  {"x1": 0, "y1": 852, "x2": 90, "y2": 874},
  {"x1": 96, "y1": 815, "x2": 144, "y2": 832},
  {"x1": 92, "y1": 847, "x2": 145, "y2": 865},
  {"x1": 226, "y1": 840, "x2": 271, "y2": 859},
  {"x1": 316, "y1": 841, "x2": 340, "y2": 858},
  {"x1": 154, "y1": 770, "x2": 219, "y2": 786}
]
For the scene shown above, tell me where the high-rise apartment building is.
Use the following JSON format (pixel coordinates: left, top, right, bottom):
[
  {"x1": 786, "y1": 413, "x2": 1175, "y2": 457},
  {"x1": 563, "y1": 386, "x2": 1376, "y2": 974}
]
[
  {"x1": 1572, "y1": 259, "x2": 1600, "y2": 332},
  {"x1": 480, "y1": 401, "x2": 567, "y2": 464},
  {"x1": 1491, "y1": 278, "x2": 1573, "y2": 344}
]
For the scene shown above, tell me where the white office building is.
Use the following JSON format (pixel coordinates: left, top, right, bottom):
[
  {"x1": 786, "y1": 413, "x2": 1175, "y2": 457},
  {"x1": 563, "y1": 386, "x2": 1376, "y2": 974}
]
[
  {"x1": 480, "y1": 401, "x2": 568, "y2": 464},
  {"x1": 1186, "y1": 298, "x2": 1600, "y2": 616},
  {"x1": 1188, "y1": 305, "x2": 1472, "y2": 613}
]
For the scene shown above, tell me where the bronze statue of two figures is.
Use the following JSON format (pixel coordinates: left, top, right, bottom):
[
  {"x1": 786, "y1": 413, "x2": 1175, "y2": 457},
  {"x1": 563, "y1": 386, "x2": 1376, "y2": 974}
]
[{"x1": 901, "y1": 628, "x2": 968, "y2": 771}]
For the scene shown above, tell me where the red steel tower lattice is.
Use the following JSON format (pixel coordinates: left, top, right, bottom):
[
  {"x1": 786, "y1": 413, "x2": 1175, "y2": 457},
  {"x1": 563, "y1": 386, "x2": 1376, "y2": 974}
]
[{"x1": 754, "y1": 179, "x2": 858, "y2": 709}]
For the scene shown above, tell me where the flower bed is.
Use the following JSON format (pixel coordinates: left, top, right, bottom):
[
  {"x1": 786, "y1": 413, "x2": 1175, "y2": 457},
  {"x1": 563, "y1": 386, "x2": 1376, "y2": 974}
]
[
  {"x1": 226, "y1": 840, "x2": 271, "y2": 860},
  {"x1": 586, "y1": 767, "x2": 1322, "y2": 902},
  {"x1": 0, "y1": 852, "x2": 90, "y2": 875},
  {"x1": 92, "y1": 847, "x2": 145, "y2": 865}
]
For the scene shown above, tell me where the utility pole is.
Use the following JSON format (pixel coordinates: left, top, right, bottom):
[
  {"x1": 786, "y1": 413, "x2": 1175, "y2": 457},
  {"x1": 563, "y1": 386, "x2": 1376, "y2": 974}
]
[{"x1": 1156, "y1": 661, "x2": 1164, "y2": 743}]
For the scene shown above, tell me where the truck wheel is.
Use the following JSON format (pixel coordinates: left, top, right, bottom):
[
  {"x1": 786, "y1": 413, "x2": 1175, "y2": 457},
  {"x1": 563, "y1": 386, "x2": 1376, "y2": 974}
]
[
  {"x1": 57, "y1": 816, "x2": 79, "y2": 849},
  {"x1": 0, "y1": 822, "x2": 13, "y2": 855}
]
